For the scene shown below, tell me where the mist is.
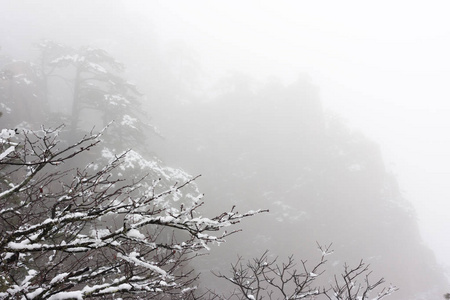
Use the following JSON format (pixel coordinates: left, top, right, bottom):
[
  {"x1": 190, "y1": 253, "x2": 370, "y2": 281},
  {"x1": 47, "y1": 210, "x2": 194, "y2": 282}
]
[{"x1": 1, "y1": 1, "x2": 449, "y2": 299}]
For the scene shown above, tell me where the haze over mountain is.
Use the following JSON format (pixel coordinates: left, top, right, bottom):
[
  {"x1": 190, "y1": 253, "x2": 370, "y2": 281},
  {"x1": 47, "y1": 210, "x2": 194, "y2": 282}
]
[{"x1": 1, "y1": 1, "x2": 449, "y2": 299}]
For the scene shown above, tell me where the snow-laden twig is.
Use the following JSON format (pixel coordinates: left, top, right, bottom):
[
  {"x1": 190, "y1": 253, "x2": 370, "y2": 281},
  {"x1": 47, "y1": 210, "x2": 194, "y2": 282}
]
[{"x1": 0, "y1": 126, "x2": 267, "y2": 299}]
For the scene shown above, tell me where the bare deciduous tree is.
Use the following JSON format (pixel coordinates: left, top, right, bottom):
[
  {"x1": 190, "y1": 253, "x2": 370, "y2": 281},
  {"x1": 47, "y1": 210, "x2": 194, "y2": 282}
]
[
  {"x1": 324, "y1": 259, "x2": 397, "y2": 300},
  {"x1": 208, "y1": 244, "x2": 397, "y2": 300},
  {"x1": 0, "y1": 126, "x2": 266, "y2": 299}
]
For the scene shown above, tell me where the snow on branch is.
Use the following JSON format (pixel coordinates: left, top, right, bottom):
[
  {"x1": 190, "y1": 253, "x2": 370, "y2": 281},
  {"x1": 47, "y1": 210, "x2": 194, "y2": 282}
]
[
  {"x1": 209, "y1": 244, "x2": 397, "y2": 300},
  {"x1": 0, "y1": 126, "x2": 267, "y2": 299}
]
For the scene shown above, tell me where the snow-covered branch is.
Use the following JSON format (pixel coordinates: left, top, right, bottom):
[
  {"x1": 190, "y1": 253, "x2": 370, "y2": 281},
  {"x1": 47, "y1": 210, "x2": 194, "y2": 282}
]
[
  {"x1": 324, "y1": 260, "x2": 398, "y2": 300},
  {"x1": 210, "y1": 244, "x2": 396, "y2": 300},
  {"x1": 0, "y1": 126, "x2": 266, "y2": 299}
]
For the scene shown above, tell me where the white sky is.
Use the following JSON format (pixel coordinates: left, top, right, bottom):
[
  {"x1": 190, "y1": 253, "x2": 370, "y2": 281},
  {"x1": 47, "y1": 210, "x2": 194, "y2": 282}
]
[{"x1": 134, "y1": 1, "x2": 450, "y2": 266}]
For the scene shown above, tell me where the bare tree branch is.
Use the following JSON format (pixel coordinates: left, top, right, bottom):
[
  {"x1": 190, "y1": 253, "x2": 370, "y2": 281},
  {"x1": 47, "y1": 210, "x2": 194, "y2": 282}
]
[{"x1": 0, "y1": 126, "x2": 267, "y2": 299}]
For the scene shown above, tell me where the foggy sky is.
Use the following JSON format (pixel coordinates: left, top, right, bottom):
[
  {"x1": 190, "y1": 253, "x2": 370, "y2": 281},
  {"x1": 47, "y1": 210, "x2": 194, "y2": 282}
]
[
  {"x1": 2, "y1": 0, "x2": 450, "y2": 277},
  {"x1": 138, "y1": 1, "x2": 450, "y2": 269}
]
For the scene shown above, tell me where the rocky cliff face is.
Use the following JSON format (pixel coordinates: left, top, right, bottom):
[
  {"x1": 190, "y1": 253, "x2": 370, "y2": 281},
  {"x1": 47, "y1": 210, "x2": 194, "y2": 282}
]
[
  {"x1": 155, "y1": 75, "x2": 448, "y2": 299},
  {"x1": 2, "y1": 39, "x2": 446, "y2": 297}
]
